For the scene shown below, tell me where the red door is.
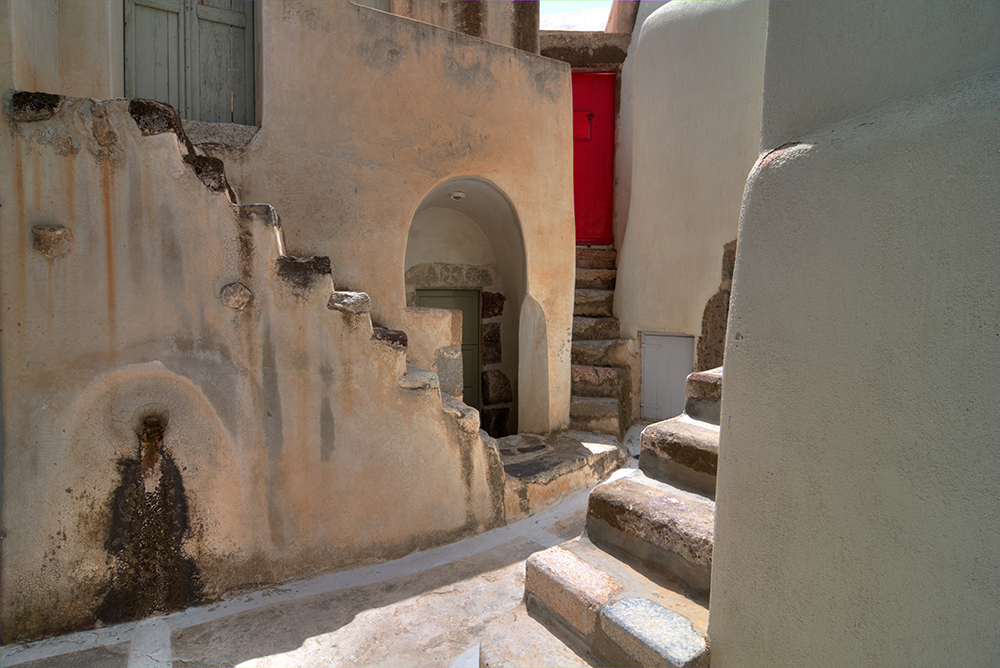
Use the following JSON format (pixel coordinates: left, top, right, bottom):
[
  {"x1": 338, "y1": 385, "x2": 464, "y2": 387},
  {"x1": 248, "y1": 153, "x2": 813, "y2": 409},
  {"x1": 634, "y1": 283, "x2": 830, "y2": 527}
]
[{"x1": 572, "y1": 72, "x2": 616, "y2": 244}]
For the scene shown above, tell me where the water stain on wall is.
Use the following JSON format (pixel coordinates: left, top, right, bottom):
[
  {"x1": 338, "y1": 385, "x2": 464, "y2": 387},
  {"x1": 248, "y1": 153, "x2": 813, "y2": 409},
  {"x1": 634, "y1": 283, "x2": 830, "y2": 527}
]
[{"x1": 96, "y1": 414, "x2": 202, "y2": 623}]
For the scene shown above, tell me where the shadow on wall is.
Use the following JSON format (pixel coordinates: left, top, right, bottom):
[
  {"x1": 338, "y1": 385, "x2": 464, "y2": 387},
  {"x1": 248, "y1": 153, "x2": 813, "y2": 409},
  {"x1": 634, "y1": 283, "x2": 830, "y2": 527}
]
[{"x1": 404, "y1": 177, "x2": 527, "y2": 437}]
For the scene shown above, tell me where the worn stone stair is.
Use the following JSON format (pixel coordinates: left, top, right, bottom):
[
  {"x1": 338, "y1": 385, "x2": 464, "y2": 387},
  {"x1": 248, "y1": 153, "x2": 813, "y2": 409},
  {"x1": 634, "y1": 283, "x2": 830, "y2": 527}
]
[
  {"x1": 569, "y1": 246, "x2": 636, "y2": 437},
  {"x1": 493, "y1": 367, "x2": 724, "y2": 667}
]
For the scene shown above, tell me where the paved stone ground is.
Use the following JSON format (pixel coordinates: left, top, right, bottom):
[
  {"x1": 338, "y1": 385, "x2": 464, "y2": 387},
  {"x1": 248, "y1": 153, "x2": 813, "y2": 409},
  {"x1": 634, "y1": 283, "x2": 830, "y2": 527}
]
[{"x1": 1, "y1": 479, "x2": 632, "y2": 668}]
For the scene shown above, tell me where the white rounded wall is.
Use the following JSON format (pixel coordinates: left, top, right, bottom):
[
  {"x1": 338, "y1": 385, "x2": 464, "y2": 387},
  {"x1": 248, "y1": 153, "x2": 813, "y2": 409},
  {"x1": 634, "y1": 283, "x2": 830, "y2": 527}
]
[{"x1": 613, "y1": 0, "x2": 766, "y2": 340}]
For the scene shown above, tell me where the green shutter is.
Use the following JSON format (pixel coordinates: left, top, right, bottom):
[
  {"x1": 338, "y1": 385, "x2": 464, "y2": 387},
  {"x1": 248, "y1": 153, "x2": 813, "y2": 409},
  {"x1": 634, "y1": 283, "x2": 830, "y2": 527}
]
[{"x1": 125, "y1": 0, "x2": 254, "y2": 124}]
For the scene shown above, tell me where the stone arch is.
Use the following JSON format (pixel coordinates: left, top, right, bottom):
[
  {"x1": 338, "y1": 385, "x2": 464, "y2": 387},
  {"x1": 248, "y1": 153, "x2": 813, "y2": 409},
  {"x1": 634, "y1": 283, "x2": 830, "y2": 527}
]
[{"x1": 404, "y1": 177, "x2": 531, "y2": 437}]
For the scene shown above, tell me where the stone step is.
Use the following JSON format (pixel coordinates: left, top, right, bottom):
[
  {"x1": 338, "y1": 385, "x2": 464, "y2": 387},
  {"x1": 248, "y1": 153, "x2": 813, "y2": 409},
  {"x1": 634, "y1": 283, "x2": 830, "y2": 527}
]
[
  {"x1": 586, "y1": 471, "x2": 715, "y2": 596},
  {"x1": 523, "y1": 532, "x2": 709, "y2": 668},
  {"x1": 479, "y1": 602, "x2": 600, "y2": 667},
  {"x1": 498, "y1": 431, "x2": 623, "y2": 522},
  {"x1": 571, "y1": 364, "x2": 626, "y2": 398},
  {"x1": 576, "y1": 248, "x2": 616, "y2": 270},
  {"x1": 685, "y1": 366, "x2": 723, "y2": 425},
  {"x1": 639, "y1": 415, "x2": 719, "y2": 496},
  {"x1": 575, "y1": 267, "x2": 616, "y2": 290},
  {"x1": 574, "y1": 289, "x2": 614, "y2": 318},
  {"x1": 571, "y1": 338, "x2": 632, "y2": 367},
  {"x1": 572, "y1": 317, "x2": 621, "y2": 341},
  {"x1": 569, "y1": 396, "x2": 619, "y2": 435}
]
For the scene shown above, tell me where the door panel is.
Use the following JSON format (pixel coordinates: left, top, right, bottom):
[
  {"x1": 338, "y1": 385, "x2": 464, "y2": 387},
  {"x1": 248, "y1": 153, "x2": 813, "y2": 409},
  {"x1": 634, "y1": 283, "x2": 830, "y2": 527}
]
[
  {"x1": 572, "y1": 72, "x2": 616, "y2": 244},
  {"x1": 416, "y1": 290, "x2": 481, "y2": 410},
  {"x1": 641, "y1": 333, "x2": 694, "y2": 421}
]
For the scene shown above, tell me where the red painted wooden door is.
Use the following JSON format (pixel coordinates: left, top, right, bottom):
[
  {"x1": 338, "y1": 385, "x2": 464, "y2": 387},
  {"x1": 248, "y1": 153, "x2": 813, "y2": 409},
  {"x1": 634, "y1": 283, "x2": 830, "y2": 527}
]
[{"x1": 572, "y1": 72, "x2": 616, "y2": 244}]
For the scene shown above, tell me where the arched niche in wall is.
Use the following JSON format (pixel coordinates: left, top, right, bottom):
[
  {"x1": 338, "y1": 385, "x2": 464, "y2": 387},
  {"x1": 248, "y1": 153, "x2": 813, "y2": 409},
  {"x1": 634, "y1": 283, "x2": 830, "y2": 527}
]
[{"x1": 404, "y1": 178, "x2": 527, "y2": 438}]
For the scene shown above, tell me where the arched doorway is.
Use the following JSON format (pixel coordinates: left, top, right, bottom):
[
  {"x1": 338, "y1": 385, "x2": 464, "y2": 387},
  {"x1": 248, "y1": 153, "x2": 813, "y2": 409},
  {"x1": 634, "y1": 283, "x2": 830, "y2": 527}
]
[{"x1": 404, "y1": 178, "x2": 527, "y2": 438}]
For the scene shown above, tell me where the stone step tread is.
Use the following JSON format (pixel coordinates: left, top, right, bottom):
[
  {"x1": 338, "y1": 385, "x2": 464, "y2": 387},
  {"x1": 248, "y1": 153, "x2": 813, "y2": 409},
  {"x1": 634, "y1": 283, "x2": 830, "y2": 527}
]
[
  {"x1": 586, "y1": 472, "x2": 715, "y2": 595},
  {"x1": 686, "y1": 366, "x2": 723, "y2": 400},
  {"x1": 571, "y1": 339, "x2": 632, "y2": 367},
  {"x1": 573, "y1": 290, "x2": 614, "y2": 318},
  {"x1": 479, "y1": 603, "x2": 601, "y2": 668},
  {"x1": 498, "y1": 431, "x2": 623, "y2": 522},
  {"x1": 640, "y1": 416, "x2": 719, "y2": 492},
  {"x1": 576, "y1": 248, "x2": 617, "y2": 270},
  {"x1": 570, "y1": 396, "x2": 619, "y2": 418},
  {"x1": 571, "y1": 364, "x2": 626, "y2": 398},
  {"x1": 572, "y1": 317, "x2": 621, "y2": 341},
  {"x1": 524, "y1": 535, "x2": 708, "y2": 667},
  {"x1": 575, "y1": 268, "x2": 617, "y2": 290}
]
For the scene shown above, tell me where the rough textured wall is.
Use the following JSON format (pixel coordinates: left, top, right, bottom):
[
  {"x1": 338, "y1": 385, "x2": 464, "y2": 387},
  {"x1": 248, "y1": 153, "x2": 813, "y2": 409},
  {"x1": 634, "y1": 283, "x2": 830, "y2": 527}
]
[
  {"x1": 0, "y1": 95, "x2": 504, "y2": 642},
  {"x1": 0, "y1": 0, "x2": 122, "y2": 99},
  {"x1": 613, "y1": 1, "x2": 766, "y2": 341},
  {"x1": 389, "y1": 0, "x2": 538, "y2": 52},
  {"x1": 710, "y1": 3, "x2": 1000, "y2": 665},
  {"x1": 214, "y1": 0, "x2": 574, "y2": 433}
]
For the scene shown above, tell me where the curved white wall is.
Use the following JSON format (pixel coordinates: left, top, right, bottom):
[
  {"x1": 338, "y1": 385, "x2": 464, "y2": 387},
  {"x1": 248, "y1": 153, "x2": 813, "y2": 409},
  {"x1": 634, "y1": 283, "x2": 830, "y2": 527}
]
[
  {"x1": 613, "y1": 0, "x2": 766, "y2": 340},
  {"x1": 711, "y1": 2, "x2": 1000, "y2": 664}
]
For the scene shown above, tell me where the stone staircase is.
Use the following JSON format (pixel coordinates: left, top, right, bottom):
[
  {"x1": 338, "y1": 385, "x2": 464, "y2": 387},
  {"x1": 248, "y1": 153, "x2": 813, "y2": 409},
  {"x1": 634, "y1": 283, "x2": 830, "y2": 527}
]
[
  {"x1": 570, "y1": 247, "x2": 636, "y2": 437},
  {"x1": 483, "y1": 368, "x2": 723, "y2": 667}
]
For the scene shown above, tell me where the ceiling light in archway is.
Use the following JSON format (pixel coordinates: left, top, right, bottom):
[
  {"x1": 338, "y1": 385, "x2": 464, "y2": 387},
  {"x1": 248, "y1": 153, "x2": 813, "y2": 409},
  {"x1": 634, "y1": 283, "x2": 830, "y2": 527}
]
[{"x1": 449, "y1": 191, "x2": 466, "y2": 201}]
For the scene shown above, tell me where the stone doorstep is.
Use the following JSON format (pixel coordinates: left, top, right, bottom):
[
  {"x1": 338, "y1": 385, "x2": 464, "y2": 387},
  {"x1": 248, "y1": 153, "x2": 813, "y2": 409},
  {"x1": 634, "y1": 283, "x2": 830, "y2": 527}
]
[
  {"x1": 586, "y1": 472, "x2": 715, "y2": 596},
  {"x1": 523, "y1": 536, "x2": 708, "y2": 668},
  {"x1": 571, "y1": 338, "x2": 632, "y2": 367},
  {"x1": 573, "y1": 316, "x2": 621, "y2": 341},
  {"x1": 571, "y1": 364, "x2": 626, "y2": 398},
  {"x1": 639, "y1": 415, "x2": 719, "y2": 496},
  {"x1": 575, "y1": 267, "x2": 617, "y2": 291},
  {"x1": 573, "y1": 289, "x2": 614, "y2": 318},
  {"x1": 500, "y1": 431, "x2": 624, "y2": 522}
]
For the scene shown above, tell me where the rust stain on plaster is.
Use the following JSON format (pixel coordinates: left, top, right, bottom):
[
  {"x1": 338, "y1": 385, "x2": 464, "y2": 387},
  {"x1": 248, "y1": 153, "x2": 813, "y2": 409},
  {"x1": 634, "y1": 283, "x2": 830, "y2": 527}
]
[{"x1": 100, "y1": 159, "x2": 116, "y2": 363}]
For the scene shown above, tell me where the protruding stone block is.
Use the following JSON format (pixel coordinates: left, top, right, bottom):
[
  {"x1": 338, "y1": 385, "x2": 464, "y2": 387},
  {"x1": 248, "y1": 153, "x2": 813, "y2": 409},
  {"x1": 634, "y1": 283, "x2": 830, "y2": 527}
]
[
  {"x1": 573, "y1": 316, "x2": 620, "y2": 341},
  {"x1": 10, "y1": 91, "x2": 61, "y2": 122},
  {"x1": 328, "y1": 291, "x2": 371, "y2": 315},
  {"x1": 31, "y1": 225, "x2": 72, "y2": 258},
  {"x1": 219, "y1": 282, "x2": 253, "y2": 310},
  {"x1": 482, "y1": 291, "x2": 506, "y2": 318},
  {"x1": 372, "y1": 326, "x2": 407, "y2": 349},
  {"x1": 399, "y1": 364, "x2": 439, "y2": 390},
  {"x1": 640, "y1": 416, "x2": 719, "y2": 494},
  {"x1": 574, "y1": 289, "x2": 614, "y2": 317}
]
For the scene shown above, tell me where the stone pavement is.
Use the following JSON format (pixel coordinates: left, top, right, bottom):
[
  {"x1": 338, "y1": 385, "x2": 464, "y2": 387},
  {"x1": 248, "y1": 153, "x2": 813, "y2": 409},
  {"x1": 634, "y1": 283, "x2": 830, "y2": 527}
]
[{"x1": 1, "y1": 476, "x2": 636, "y2": 668}]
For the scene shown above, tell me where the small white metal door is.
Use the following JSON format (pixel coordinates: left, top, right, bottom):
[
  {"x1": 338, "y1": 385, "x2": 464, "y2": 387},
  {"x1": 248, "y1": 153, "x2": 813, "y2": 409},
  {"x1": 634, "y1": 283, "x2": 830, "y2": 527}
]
[{"x1": 640, "y1": 333, "x2": 694, "y2": 421}]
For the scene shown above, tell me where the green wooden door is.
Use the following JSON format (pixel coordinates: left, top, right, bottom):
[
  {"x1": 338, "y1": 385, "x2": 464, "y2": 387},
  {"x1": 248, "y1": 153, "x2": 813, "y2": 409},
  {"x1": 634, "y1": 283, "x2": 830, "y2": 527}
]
[
  {"x1": 125, "y1": 0, "x2": 255, "y2": 125},
  {"x1": 417, "y1": 290, "x2": 480, "y2": 410}
]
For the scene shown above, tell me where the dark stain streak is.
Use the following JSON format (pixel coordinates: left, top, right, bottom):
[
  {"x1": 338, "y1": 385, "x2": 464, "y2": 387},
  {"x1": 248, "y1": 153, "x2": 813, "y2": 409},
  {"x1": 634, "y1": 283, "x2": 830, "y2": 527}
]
[{"x1": 97, "y1": 416, "x2": 202, "y2": 623}]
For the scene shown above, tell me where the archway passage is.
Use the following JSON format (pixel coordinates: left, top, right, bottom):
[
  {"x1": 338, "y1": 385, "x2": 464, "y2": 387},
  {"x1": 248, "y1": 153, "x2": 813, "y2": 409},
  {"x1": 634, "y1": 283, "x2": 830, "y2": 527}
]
[{"x1": 405, "y1": 178, "x2": 527, "y2": 438}]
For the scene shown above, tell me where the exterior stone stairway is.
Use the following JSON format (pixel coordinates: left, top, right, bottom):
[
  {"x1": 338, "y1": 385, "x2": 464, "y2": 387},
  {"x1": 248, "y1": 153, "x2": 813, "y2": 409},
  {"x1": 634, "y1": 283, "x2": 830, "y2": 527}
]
[
  {"x1": 486, "y1": 367, "x2": 724, "y2": 667},
  {"x1": 570, "y1": 247, "x2": 634, "y2": 437}
]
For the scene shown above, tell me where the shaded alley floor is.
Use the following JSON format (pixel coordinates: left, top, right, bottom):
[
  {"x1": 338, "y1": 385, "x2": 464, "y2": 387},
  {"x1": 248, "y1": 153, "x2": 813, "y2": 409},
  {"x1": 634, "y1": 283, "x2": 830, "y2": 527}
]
[{"x1": 1, "y1": 482, "x2": 610, "y2": 668}]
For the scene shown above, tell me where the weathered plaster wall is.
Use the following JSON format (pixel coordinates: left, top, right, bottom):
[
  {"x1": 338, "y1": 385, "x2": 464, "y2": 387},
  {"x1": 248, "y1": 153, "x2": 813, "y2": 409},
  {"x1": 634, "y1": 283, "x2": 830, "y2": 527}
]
[
  {"x1": 613, "y1": 0, "x2": 766, "y2": 343},
  {"x1": 0, "y1": 0, "x2": 122, "y2": 99},
  {"x1": 710, "y1": 3, "x2": 1000, "y2": 665},
  {"x1": 0, "y1": 96, "x2": 504, "y2": 642},
  {"x1": 213, "y1": 1, "x2": 574, "y2": 433},
  {"x1": 388, "y1": 0, "x2": 539, "y2": 53}
]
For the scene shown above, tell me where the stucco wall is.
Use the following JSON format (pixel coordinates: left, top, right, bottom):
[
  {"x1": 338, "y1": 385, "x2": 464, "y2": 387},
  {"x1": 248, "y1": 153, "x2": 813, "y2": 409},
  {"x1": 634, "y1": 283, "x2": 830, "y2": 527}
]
[
  {"x1": 710, "y1": 2, "x2": 1000, "y2": 665},
  {"x1": 759, "y1": 1, "x2": 1000, "y2": 151},
  {"x1": 0, "y1": 0, "x2": 122, "y2": 100},
  {"x1": 0, "y1": 96, "x2": 504, "y2": 642},
  {"x1": 213, "y1": 0, "x2": 574, "y2": 433},
  {"x1": 613, "y1": 0, "x2": 766, "y2": 341}
]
